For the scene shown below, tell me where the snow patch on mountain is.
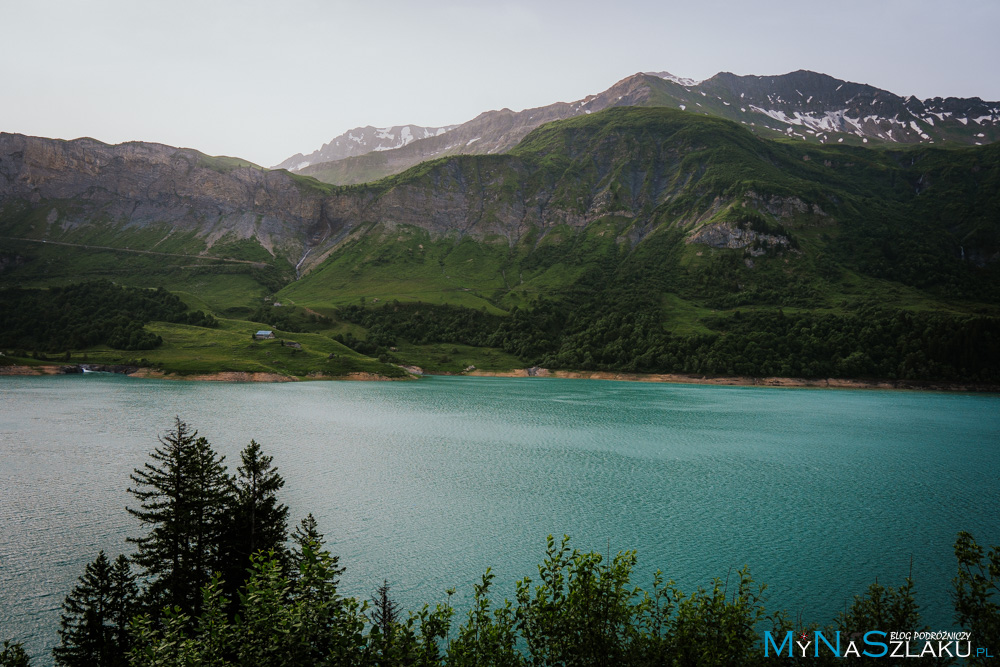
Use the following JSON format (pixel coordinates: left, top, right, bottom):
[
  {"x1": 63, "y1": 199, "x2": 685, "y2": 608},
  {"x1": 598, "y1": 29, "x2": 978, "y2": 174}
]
[
  {"x1": 749, "y1": 106, "x2": 854, "y2": 134},
  {"x1": 646, "y1": 71, "x2": 702, "y2": 87}
]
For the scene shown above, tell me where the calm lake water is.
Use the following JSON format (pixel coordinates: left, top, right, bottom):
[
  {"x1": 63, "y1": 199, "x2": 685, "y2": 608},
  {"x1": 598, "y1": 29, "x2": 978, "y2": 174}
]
[{"x1": 1, "y1": 374, "x2": 998, "y2": 662}]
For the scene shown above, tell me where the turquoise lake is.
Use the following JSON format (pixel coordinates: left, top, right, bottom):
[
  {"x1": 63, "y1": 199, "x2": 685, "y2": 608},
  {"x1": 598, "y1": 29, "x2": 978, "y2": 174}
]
[{"x1": 1, "y1": 374, "x2": 998, "y2": 662}]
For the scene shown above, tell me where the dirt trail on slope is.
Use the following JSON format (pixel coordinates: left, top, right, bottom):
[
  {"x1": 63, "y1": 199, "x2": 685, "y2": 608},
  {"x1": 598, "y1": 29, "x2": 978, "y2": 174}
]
[{"x1": 1, "y1": 236, "x2": 268, "y2": 266}]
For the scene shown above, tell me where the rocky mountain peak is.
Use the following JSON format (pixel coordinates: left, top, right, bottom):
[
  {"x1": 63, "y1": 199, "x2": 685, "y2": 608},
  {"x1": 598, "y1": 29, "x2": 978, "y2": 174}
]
[
  {"x1": 272, "y1": 123, "x2": 457, "y2": 171},
  {"x1": 645, "y1": 71, "x2": 702, "y2": 87}
]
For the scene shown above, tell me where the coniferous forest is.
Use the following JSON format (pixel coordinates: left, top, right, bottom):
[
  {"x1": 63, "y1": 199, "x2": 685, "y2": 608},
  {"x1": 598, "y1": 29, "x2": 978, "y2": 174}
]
[
  {"x1": 2, "y1": 419, "x2": 997, "y2": 666},
  {"x1": 0, "y1": 282, "x2": 217, "y2": 353},
  {"x1": 335, "y1": 300, "x2": 1000, "y2": 383}
]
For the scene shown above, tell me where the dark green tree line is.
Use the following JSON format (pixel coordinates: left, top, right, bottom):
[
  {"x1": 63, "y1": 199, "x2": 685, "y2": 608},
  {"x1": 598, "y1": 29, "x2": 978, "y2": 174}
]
[
  {"x1": 337, "y1": 299, "x2": 1000, "y2": 383},
  {"x1": 0, "y1": 281, "x2": 216, "y2": 353}
]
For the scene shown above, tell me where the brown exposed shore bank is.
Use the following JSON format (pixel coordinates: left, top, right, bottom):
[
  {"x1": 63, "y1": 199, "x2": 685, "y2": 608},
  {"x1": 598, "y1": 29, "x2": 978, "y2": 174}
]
[
  {"x1": 2, "y1": 363, "x2": 998, "y2": 392},
  {"x1": 463, "y1": 368, "x2": 1000, "y2": 392},
  {"x1": 0, "y1": 365, "x2": 406, "y2": 383}
]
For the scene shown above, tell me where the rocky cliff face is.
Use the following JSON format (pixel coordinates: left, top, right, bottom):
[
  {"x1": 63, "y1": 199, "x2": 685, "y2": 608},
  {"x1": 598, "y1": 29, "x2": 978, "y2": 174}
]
[
  {"x1": 3, "y1": 105, "x2": 997, "y2": 284},
  {"x1": 0, "y1": 133, "x2": 329, "y2": 265},
  {"x1": 0, "y1": 121, "x2": 687, "y2": 274},
  {"x1": 0, "y1": 132, "x2": 546, "y2": 272}
]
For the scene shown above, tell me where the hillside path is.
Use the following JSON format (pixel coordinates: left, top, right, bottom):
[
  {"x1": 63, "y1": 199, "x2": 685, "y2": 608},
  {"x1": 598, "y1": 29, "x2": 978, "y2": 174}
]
[{"x1": 0, "y1": 236, "x2": 268, "y2": 266}]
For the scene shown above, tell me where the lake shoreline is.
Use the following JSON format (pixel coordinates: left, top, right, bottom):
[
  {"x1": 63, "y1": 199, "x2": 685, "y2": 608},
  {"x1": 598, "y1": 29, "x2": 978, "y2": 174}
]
[
  {"x1": 0, "y1": 364, "x2": 407, "y2": 383},
  {"x1": 464, "y1": 368, "x2": 1000, "y2": 392},
  {"x1": 2, "y1": 362, "x2": 998, "y2": 392}
]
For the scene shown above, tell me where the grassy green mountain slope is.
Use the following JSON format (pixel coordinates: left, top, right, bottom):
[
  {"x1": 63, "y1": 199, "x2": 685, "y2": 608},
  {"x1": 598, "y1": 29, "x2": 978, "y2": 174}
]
[
  {"x1": 277, "y1": 108, "x2": 1000, "y2": 382},
  {"x1": 283, "y1": 107, "x2": 1000, "y2": 309}
]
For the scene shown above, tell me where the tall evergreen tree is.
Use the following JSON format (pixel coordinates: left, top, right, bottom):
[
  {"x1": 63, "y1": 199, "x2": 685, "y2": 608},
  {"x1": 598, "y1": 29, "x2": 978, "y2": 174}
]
[
  {"x1": 233, "y1": 440, "x2": 288, "y2": 559},
  {"x1": 221, "y1": 439, "x2": 289, "y2": 600},
  {"x1": 127, "y1": 418, "x2": 232, "y2": 617},
  {"x1": 52, "y1": 551, "x2": 137, "y2": 667}
]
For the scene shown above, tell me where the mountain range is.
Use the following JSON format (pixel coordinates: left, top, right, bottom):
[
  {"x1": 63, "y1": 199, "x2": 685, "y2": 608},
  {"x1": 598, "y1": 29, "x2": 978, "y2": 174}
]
[
  {"x1": 1, "y1": 68, "x2": 999, "y2": 382},
  {"x1": 275, "y1": 70, "x2": 1000, "y2": 185},
  {"x1": 3, "y1": 104, "x2": 997, "y2": 303}
]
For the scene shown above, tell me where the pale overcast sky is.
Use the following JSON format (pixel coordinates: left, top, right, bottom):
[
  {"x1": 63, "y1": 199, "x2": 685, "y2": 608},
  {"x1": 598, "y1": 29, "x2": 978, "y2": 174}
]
[{"x1": 2, "y1": 0, "x2": 998, "y2": 167}]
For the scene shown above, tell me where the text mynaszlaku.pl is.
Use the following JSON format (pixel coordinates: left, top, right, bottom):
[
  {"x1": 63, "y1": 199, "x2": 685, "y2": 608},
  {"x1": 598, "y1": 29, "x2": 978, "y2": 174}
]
[{"x1": 763, "y1": 630, "x2": 992, "y2": 659}]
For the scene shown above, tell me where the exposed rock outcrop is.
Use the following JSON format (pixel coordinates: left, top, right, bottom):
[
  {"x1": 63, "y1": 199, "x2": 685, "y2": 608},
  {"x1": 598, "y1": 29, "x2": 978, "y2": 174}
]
[{"x1": 687, "y1": 222, "x2": 792, "y2": 254}]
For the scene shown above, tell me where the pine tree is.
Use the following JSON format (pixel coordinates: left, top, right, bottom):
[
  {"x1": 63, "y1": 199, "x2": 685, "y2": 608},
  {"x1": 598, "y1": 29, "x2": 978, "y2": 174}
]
[
  {"x1": 52, "y1": 552, "x2": 137, "y2": 667},
  {"x1": 291, "y1": 513, "x2": 323, "y2": 553},
  {"x1": 220, "y1": 439, "x2": 289, "y2": 600},
  {"x1": 107, "y1": 555, "x2": 137, "y2": 652},
  {"x1": 127, "y1": 418, "x2": 232, "y2": 617},
  {"x1": 370, "y1": 579, "x2": 401, "y2": 640},
  {"x1": 289, "y1": 513, "x2": 342, "y2": 585},
  {"x1": 233, "y1": 440, "x2": 288, "y2": 560}
]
